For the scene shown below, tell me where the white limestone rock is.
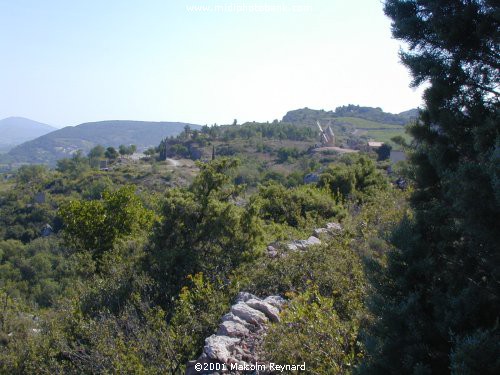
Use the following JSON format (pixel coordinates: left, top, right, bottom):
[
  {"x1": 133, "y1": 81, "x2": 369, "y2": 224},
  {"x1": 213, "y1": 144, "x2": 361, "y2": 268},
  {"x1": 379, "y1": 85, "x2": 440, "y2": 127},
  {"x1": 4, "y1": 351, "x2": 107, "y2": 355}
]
[
  {"x1": 313, "y1": 227, "x2": 329, "y2": 236},
  {"x1": 235, "y1": 292, "x2": 259, "y2": 303},
  {"x1": 326, "y1": 222, "x2": 342, "y2": 231},
  {"x1": 263, "y1": 295, "x2": 286, "y2": 309},
  {"x1": 231, "y1": 302, "x2": 268, "y2": 326},
  {"x1": 295, "y1": 239, "x2": 310, "y2": 250},
  {"x1": 245, "y1": 298, "x2": 281, "y2": 322},
  {"x1": 288, "y1": 236, "x2": 321, "y2": 250},
  {"x1": 217, "y1": 320, "x2": 250, "y2": 337},
  {"x1": 267, "y1": 245, "x2": 278, "y2": 258},
  {"x1": 221, "y1": 312, "x2": 252, "y2": 328},
  {"x1": 307, "y1": 236, "x2": 321, "y2": 245},
  {"x1": 204, "y1": 335, "x2": 240, "y2": 363}
]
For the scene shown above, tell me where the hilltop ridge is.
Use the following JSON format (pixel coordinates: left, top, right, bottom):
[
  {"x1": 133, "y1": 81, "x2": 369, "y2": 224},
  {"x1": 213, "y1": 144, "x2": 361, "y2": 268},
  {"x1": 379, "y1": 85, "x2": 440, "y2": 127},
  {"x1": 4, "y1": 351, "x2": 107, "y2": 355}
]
[
  {"x1": 0, "y1": 117, "x2": 57, "y2": 152},
  {"x1": 5, "y1": 120, "x2": 201, "y2": 164},
  {"x1": 283, "y1": 105, "x2": 418, "y2": 125}
]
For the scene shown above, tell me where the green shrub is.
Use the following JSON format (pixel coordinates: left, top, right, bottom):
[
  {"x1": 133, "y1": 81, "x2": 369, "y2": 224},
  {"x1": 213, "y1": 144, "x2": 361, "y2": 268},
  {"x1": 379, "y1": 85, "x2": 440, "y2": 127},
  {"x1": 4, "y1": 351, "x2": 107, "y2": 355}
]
[
  {"x1": 147, "y1": 158, "x2": 263, "y2": 306},
  {"x1": 263, "y1": 286, "x2": 362, "y2": 375},
  {"x1": 241, "y1": 238, "x2": 366, "y2": 321},
  {"x1": 319, "y1": 154, "x2": 388, "y2": 202},
  {"x1": 169, "y1": 273, "x2": 232, "y2": 370},
  {"x1": 253, "y1": 183, "x2": 346, "y2": 229}
]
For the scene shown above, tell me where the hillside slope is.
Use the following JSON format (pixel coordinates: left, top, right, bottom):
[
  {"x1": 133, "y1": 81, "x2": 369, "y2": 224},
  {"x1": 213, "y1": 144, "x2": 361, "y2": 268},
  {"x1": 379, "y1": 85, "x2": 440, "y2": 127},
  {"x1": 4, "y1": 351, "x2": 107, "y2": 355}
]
[
  {"x1": 0, "y1": 117, "x2": 57, "y2": 151},
  {"x1": 282, "y1": 105, "x2": 417, "y2": 125},
  {"x1": 6, "y1": 120, "x2": 201, "y2": 164},
  {"x1": 283, "y1": 105, "x2": 417, "y2": 143}
]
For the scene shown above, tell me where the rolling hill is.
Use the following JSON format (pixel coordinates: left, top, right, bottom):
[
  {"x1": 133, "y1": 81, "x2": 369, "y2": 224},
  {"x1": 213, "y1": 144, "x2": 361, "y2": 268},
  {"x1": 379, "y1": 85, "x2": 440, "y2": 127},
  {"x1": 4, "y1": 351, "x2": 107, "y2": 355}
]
[
  {"x1": 5, "y1": 120, "x2": 201, "y2": 164},
  {"x1": 282, "y1": 105, "x2": 418, "y2": 144},
  {"x1": 282, "y1": 105, "x2": 418, "y2": 125},
  {"x1": 0, "y1": 117, "x2": 57, "y2": 152}
]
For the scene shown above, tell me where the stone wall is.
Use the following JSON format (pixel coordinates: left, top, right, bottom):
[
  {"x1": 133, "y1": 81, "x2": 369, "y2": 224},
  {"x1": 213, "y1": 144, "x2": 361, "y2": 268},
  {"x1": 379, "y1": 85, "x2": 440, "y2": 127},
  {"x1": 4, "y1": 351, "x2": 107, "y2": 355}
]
[
  {"x1": 185, "y1": 292, "x2": 285, "y2": 375},
  {"x1": 185, "y1": 222, "x2": 342, "y2": 374}
]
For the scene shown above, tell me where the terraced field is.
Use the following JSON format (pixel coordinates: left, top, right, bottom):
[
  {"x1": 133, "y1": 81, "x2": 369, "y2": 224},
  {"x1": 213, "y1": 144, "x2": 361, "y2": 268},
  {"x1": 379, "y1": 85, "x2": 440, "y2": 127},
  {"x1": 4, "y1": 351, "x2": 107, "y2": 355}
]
[{"x1": 333, "y1": 116, "x2": 410, "y2": 143}]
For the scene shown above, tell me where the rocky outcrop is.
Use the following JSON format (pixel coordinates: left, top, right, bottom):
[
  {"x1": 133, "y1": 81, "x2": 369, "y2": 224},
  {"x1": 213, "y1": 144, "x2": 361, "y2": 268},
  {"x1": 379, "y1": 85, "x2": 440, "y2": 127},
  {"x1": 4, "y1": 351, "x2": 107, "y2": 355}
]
[
  {"x1": 267, "y1": 222, "x2": 342, "y2": 257},
  {"x1": 286, "y1": 236, "x2": 321, "y2": 251},
  {"x1": 185, "y1": 293, "x2": 286, "y2": 375}
]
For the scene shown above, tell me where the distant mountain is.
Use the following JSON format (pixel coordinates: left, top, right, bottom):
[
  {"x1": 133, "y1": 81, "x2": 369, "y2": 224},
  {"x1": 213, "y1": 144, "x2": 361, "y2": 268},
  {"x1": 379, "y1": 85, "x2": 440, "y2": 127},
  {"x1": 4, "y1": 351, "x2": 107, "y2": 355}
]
[
  {"x1": 6, "y1": 120, "x2": 201, "y2": 164},
  {"x1": 0, "y1": 117, "x2": 57, "y2": 151},
  {"x1": 283, "y1": 105, "x2": 418, "y2": 125}
]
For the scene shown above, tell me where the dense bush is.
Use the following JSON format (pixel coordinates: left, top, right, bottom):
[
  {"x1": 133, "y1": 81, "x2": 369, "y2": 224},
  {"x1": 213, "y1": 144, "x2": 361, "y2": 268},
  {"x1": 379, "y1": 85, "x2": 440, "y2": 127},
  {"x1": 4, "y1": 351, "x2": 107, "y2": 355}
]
[
  {"x1": 242, "y1": 238, "x2": 366, "y2": 321},
  {"x1": 59, "y1": 185, "x2": 155, "y2": 260},
  {"x1": 319, "y1": 154, "x2": 388, "y2": 202},
  {"x1": 240, "y1": 237, "x2": 366, "y2": 373},
  {"x1": 254, "y1": 182, "x2": 346, "y2": 229},
  {"x1": 0, "y1": 238, "x2": 78, "y2": 307},
  {"x1": 263, "y1": 287, "x2": 362, "y2": 375},
  {"x1": 147, "y1": 158, "x2": 264, "y2": 306}
]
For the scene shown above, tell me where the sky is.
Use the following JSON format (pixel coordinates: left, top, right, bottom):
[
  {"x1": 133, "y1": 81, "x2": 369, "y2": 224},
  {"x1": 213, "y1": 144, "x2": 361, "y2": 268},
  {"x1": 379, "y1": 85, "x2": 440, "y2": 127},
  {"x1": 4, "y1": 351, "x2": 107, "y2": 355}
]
[{"x1": 0, "y1": 0, "x2": 425, "y2": 128}]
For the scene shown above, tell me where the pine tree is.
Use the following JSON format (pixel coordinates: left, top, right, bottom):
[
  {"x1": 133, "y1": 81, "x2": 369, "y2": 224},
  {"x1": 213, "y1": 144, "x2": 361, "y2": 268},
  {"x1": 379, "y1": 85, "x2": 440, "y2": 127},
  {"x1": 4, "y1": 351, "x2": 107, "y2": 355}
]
[
  {"x1": 158, "y1": 139, "x2": 167, "y2": 161},
  {"x1": 361, "y1": 1, "x2": 499, "y2": 374}
]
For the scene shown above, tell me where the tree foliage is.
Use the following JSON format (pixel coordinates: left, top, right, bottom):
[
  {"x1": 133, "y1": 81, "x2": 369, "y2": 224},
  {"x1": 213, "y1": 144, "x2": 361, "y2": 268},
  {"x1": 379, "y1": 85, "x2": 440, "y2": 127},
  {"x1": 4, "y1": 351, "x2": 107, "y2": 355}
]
[
  {"x1": 118, "y1": 144, "x2": 137, "y2": 156},
  {"x1": 362, "y1": 1, "x2": 500, "y2": 373},
  {"x1": 59, "y1": 185, "x2": 154, "y2": 260},
  {"x1": 376, "y1": 143, "x2": 392, "y2": 161},
  {"x1": 253, "y1": 182, "x2": 345, "y2": 229},
  {"x1": 319, "y1": 154, "x2": 388, "y2": 202},
  {"x1": 263, "y1": 286, "x2": 362, "y2": 375},
  {"x1": 56, "y1": 151, "x2": 90, "y2": 177},
  {"x1": 168, "y1": 273, "x2": 232, "y2": 371},
  {"x1": 147, "y1": 158, "x2": 263, "y2": 305},
  {"x1": 104, "y1": 146, "x2": 119, "y2": 160}
]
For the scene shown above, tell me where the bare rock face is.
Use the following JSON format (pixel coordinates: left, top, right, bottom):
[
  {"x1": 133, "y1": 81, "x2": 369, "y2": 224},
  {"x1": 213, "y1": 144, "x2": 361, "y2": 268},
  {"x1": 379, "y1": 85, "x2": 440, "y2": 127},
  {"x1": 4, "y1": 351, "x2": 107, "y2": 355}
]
[
  {"x1": 287, "y1": 236, "x2": 321, "y2": 251},
  {"x1": 234, "y1": 292, "x2": 259, "y2": 303},
  {"x1": 217, "y1": 320, "x2": 250, "y2": 337},
  {"x1": 231, "y1": 302, "x2": 268, "y2": 326},
  {"x1": 326, "y1": 222, "x2": 342, "y2": 232},
  {"x1": 263, "y1": 295, "x2": 286, "y2": 309},
  {"x1": 313, "y1": 227, "x2": 329, "y2": 236},
  {"x1": 306, "y1": 236, "x2": 321, "y2": 245},
  {"x1": 267, "y1": 245, "x2": 278, "y2": 258},
  {"x1": 245, "y1": 299, "x2": 280, "y2": 323},
  {"x1": 221, "y1": 312, "x2": 252, "y2": 329},
  {"x1": 267, "y1": 222, "x2": 343, "y2": 257},
  {"x1": 204, "y1": 335, "x2": 241, "y2": 363},
  {"x1": 185, "y1": 293, "x2": 286, "y2": 374}
]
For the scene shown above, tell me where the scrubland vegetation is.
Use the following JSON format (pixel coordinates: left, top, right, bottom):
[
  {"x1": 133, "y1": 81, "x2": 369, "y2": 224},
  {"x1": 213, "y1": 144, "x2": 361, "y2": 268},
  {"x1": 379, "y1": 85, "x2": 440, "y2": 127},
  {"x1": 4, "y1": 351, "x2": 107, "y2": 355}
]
[{"x1": 0, "y1": 1, "x2": 498, "y2": 374}]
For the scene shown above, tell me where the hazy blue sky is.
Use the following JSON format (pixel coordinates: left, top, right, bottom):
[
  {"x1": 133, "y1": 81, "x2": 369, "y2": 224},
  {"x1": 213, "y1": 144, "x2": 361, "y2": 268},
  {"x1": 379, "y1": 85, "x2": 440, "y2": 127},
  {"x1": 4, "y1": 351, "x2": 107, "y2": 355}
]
[{"x1": 0, "y1": 0, "x2": 424, "y2": 127}]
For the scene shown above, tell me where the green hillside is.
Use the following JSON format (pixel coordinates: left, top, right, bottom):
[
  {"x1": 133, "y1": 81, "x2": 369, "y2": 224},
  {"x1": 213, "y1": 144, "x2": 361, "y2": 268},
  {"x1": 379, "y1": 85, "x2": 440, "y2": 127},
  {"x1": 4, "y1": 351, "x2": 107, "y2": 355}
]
[
  {"x1": 333, "y1": 117, "x2": 410, "y2": 143},
  {"x1": 5, "y1": 120, "x2": 201, "y2": 165},
  {"x1": 283, "y1": 105, "x2": 417, "y2": 126},
  {"x1": 283, "y1": 106, "x2": 415, "y2": 145},
  {"x1": 334, "y1": 116, "x2": 404, "y2": 129}
]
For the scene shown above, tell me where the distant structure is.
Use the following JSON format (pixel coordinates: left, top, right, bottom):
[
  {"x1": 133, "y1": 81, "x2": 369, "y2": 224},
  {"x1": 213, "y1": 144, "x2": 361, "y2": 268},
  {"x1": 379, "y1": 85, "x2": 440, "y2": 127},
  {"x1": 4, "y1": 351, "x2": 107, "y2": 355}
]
[
  {"x1": 367, "y1": 141, "x2": 384, "y2": 149},
  {"x1": 99, "y1": 160, "x2": 109, "y2": 171},
  {"x1": 316, "y1": 121, "x2": 335, "y2": 147}
]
